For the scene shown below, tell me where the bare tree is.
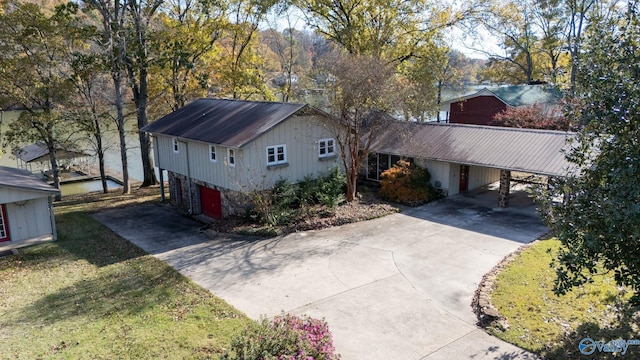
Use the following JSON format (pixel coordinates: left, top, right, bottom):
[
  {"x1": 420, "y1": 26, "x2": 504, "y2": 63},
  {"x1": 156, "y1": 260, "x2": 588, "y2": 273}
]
[
  {"x1": 324, "y1": 55, "x2": 398, "y2": 201},
  {"x1": 84, "y1": 0, "x2": 132, "y2": 194}
]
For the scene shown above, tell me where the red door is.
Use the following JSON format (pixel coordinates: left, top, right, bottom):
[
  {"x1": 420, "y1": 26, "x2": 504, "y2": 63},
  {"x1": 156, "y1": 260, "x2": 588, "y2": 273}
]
[
  {"x1": 200, "y1": 186, "x2": 222, "y2": 220},
  {"x1": 0, "y1": 204, "x2": 10, "y2": 242},
  {"x1": 459, "y1": 165, "x2": 470, "y2": 193}
]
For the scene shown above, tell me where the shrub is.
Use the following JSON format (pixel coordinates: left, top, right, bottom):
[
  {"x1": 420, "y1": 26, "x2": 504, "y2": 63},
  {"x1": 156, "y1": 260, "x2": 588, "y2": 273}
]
[
  {"x1": 379, "y1": 160, "x2": 440, "y2": 206},
  {"x1": 248, "y1": 179, "x2": 299, "y2": 226},
  {"x1": 222, "y1": 313, "x2": 341, "y2": 360},
  {"x1": 247, "y1": 168, "x2": 346, "y2": 226},
  {"x1": 316, "y1": 166, "x2": 346, "y2": 209}
]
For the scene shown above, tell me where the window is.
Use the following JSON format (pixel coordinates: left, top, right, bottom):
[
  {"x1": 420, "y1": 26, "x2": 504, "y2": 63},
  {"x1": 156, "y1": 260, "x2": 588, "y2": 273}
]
[
  {"x1": 209, "y1": 145, "x2": 217, "y2": 162},
  {"x1": 172, "y1": 137, "x2": 179, "y2": 153},
  {"x1": 227, "y1": 148, "x2": 236, "y2": 167},
  {"x1": 0, "y1": 205, "x2": 6, "y2": 239},
  {"x1": 367, "y1": 153, "x2": 411, "y2": 181},
  {"x1": 318, "y1": 138, "x2": 335, "y2": 158},
  {"x1": 267, "y1": 144, "x2": 287, "y2": 166}
]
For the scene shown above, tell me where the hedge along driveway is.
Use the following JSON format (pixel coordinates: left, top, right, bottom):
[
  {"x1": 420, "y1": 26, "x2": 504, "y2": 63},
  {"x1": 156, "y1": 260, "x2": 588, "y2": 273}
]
[{"x1": 93, "y1": 193, "x2": 548, "y2": 360}]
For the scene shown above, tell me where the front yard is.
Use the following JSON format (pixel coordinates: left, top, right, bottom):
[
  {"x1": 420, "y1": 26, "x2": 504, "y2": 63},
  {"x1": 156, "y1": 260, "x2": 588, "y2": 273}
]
[
  {"x1": 0, "y1": 188, "x2": 251, "y2": 359},
  {"x1": 488, "y1": 238, "x2": 640, "y2": 359}
]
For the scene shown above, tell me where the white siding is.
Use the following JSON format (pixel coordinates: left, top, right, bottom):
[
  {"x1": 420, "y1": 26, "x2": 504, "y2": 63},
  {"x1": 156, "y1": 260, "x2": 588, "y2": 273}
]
[
  {"x1": 0, "y1": 188, "x2": 52, "y2": 203},
  {"x1": 6, "y1": 197, "x2": 53, "y2": 242},
  {"x1": 415, "y1": 159, "x2": 451, "y2": 195},
  {"x1": 152, "y1": 114, "x2": 339, "y2": 192},
  {"x1": 468, "y1": 165, "x2": 501, "y2": 190},
  {"x1": 185, "y1": 141, "x2": 245, "y2": 192},
  {"x1": 153, "y1": 135, "x2": 189, "y2": 175},
  {"x1": 239, "y1": 115, "x2": 339, "y2": 190},
  {"x1": 449, "y1": 164, "x2": 461, "y2": 196}
]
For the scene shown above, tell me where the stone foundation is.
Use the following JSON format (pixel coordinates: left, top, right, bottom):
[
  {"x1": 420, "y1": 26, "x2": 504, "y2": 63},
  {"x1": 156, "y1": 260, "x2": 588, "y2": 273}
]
[
  {"x1": 498, "y1": 169, "x2": 511, "y2": 208},
  {"x1": 167, "y1": 171, "x2": 250, "y2": 218}
]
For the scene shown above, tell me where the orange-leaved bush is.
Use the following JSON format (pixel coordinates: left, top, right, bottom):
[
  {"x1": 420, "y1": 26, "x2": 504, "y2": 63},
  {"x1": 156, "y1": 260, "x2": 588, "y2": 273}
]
[{"x1": 379, "y1": 160, "x2": 440, "y2": 206}]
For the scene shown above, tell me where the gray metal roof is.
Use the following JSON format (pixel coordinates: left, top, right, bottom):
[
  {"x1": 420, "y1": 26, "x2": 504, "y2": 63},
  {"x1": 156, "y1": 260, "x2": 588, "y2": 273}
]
[
  {"x1": 141, "y1": 98, "x2": 309, "y2": 148},
  {"x1": 0, "y1": 166, "x2": 60, "y2": 194},
  {"x1": 369, "y1": 122, "x2": 574, "y2": 176},
  {"x1": 13, "y1": 142, "x2": 90, "y2": 163}
]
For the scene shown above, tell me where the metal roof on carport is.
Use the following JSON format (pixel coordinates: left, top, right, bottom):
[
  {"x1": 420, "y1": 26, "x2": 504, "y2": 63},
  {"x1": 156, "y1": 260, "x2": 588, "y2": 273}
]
[{"x1": 368, "y1": 122, "x2": 574, "y2": 177}]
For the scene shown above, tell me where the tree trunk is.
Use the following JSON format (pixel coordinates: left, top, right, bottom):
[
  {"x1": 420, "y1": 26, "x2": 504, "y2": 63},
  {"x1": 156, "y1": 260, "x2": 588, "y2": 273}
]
[
  {"x1": 90, "y1": 106, "x2": 108, "y2": 193},
  {"x1": 47, "y1": 141, "x2": 62, "y2": 201},
  {"x1": 136, "y1": 68, "x2": 157, "y2": 187},
  {"x1": 436, "y1": 80, "x2": 443, "y2": 123},
  {"x1": 114, "y1": 83, "x2": 130, "y2": 194}
]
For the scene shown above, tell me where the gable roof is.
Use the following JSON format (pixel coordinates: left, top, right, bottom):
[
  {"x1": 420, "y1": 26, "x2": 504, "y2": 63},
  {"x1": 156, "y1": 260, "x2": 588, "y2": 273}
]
[
  {"x1": 0, "y1": 166, "x2": 60, "y2": 194},
  {"x1": 14, "y1": 142, "x2": 90, "y2": 163},
  {"x1": 441, "y1": 85, "x2": 562, "y2": 108},
  {"x1": 141, "y1": 98, "x2": 310, "y2": 148},
  {"x1": 369, "y1": 122, "x2": 574, "y2": 176}
]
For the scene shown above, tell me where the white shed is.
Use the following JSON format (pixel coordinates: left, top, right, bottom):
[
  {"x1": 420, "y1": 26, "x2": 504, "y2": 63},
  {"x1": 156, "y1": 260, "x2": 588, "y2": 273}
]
[{"x1": 0, "y1": 166, "x2": 60, "y2": 252}]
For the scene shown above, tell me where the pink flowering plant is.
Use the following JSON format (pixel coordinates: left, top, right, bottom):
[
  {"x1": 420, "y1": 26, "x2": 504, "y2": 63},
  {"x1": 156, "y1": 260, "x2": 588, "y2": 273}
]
[{"x1": 222, "y1": 313, "x2": 340, "y2": 359}]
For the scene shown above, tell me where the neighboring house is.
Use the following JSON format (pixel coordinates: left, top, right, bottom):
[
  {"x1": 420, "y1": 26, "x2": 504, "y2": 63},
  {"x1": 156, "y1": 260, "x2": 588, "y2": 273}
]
[
  {"x1": 440, "y1": 85, "x2": 562, "y2": 125},
  {"x1": 0, "y1": 166, "x2": 60, "y2": 252},
  {"x1": 141, "y1": 98, "x2": 340, "y2": 219},
  {"x1": 13, "y1": 141, "x2": 89, "y2": 174},
  {"x1": 367, "y1": 122, "x2": 572, "y2": 207}
]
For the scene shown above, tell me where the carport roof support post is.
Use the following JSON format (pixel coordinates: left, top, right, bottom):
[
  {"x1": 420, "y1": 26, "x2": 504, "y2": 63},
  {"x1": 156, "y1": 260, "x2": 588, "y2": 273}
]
[{"x1": 499, "y1": 169, "x2": 511, "y2": 208}]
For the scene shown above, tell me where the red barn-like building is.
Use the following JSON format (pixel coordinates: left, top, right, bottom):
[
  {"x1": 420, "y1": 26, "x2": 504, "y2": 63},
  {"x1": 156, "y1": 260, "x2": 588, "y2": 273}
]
[{"x1": 440, "y1": 85, "x2": 562, "y2": 126}]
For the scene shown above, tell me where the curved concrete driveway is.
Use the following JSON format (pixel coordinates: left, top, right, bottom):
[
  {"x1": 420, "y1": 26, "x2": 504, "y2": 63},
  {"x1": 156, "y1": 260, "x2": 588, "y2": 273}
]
[{"x1": 93, "y1": 195, "x2": 545, "y2": 359}]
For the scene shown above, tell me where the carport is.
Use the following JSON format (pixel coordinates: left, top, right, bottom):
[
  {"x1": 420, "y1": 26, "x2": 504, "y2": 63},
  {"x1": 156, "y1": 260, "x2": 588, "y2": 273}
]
[{"x1": 367, "y1": 122, "x2": 573, "y2": 207}]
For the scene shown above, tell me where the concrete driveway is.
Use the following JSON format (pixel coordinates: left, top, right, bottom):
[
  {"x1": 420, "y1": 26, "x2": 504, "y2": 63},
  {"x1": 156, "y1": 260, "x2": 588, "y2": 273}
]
[{"x1": 92, "y1": 191, "x2": 546, "y2": 360}]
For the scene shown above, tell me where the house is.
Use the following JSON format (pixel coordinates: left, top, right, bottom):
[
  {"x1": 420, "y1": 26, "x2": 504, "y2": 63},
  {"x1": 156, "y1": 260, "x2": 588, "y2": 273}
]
[
  {"x1": 367, "y1": 122, "x2": 573, "y2": 207},
  {"x1": 0, "y1": 166, "x2": 60, "y2": 252},
  {"x1": 440, "y1": 85, "x2": 562, "y2": 125},
  {"x1": 13, "y1": 141, "x2": 89, "y2": 174},
  {"x1": 141, "y1": 98, "x2": 340, "y2": 219}
]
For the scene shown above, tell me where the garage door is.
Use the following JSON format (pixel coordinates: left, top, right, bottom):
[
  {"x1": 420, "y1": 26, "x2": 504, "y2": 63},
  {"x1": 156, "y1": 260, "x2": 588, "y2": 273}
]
[{"x1": 200, "y1": 186, "x2": 222, "y2": 220}]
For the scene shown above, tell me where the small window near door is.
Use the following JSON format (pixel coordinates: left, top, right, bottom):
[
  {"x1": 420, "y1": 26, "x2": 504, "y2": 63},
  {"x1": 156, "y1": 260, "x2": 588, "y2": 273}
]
[
  {"x1": 172, "y1": 137, "x2": 179, "y2": 153},
  {"x1": 209, "y1": 145, "x2": 217, "y2": 162},
  {"x1": 318, "y1": 138, "x2": 335, "y2": 158},
  {"x1": 227, "y1": 148, "x2": 236, "y2": 167}
]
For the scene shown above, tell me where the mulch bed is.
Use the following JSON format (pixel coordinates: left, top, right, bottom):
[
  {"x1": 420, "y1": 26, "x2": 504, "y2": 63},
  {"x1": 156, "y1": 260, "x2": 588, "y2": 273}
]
[{"x1": 204, "y1": 198, "x2": 400, "y2": 236}]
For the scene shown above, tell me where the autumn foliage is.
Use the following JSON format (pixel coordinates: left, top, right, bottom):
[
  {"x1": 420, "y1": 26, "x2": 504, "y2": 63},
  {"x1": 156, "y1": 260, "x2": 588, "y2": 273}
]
[
  {"x1": 490, "y1": 103, "x2": 572, "y2": 131},
  {"x1": 379, "y1": 160, "x2": 441, "y2": 206}
]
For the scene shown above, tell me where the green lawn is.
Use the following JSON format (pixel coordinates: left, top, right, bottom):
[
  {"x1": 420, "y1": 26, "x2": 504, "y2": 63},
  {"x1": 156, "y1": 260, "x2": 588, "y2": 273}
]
[
  {"x1": 0, "y1": 188, "x2": 251, "y2": 359},
  {"x1": 490, "y1": 238, "x2": 640, "y2": 359}
]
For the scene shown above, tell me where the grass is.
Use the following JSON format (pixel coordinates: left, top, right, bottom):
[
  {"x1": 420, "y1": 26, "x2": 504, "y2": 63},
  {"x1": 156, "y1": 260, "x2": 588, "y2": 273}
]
[
  {"x1": 0, "y1": 187, "x2": 251, "y2": 359},
  {"x1": 489, "y1": 238, "x2": 640, "y2": 359}
]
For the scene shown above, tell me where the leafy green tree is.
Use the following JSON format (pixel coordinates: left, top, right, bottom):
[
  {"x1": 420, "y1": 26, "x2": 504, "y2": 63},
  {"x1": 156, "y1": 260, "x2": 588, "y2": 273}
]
[
  {"x1": 477, "y1": 1, "x2": 542, "y2": 84},
  {"x1": 536, "y1": 3, "x2": 640, "y2": 304},
  {"x1": 151, "y1": 0, "x2": 228, "y2": 114},
  {"x1": 214, "y1": 0, "x2": 278, "y2": 99},
  {"x1": 0, "y1": 1, "x2": 84, "y2": 199}
]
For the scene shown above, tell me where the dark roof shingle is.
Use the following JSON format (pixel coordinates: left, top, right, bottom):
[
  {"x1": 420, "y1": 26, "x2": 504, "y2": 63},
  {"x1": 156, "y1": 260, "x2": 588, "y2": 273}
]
[{"x1": 141, "y1": 99, "x2": 308, "y2": 148}]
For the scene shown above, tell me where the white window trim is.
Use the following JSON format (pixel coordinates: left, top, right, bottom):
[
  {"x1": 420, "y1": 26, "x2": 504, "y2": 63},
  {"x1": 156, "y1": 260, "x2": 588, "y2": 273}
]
[
  {"x1": 318, "y1": 138, "x2": 336, "y2": 158},
  {"x1": 227, "y1": 148, "x2": 236, "y2": 167},
  {"x1": 209, "y1": 145, "x2": 217, "y2": 162},
  {"x1": 172, "y1": 137, "x2": 179, "y2": 153},
  {"x1": 266, "y1": 144, "x2": 287, "y2": 166}
]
